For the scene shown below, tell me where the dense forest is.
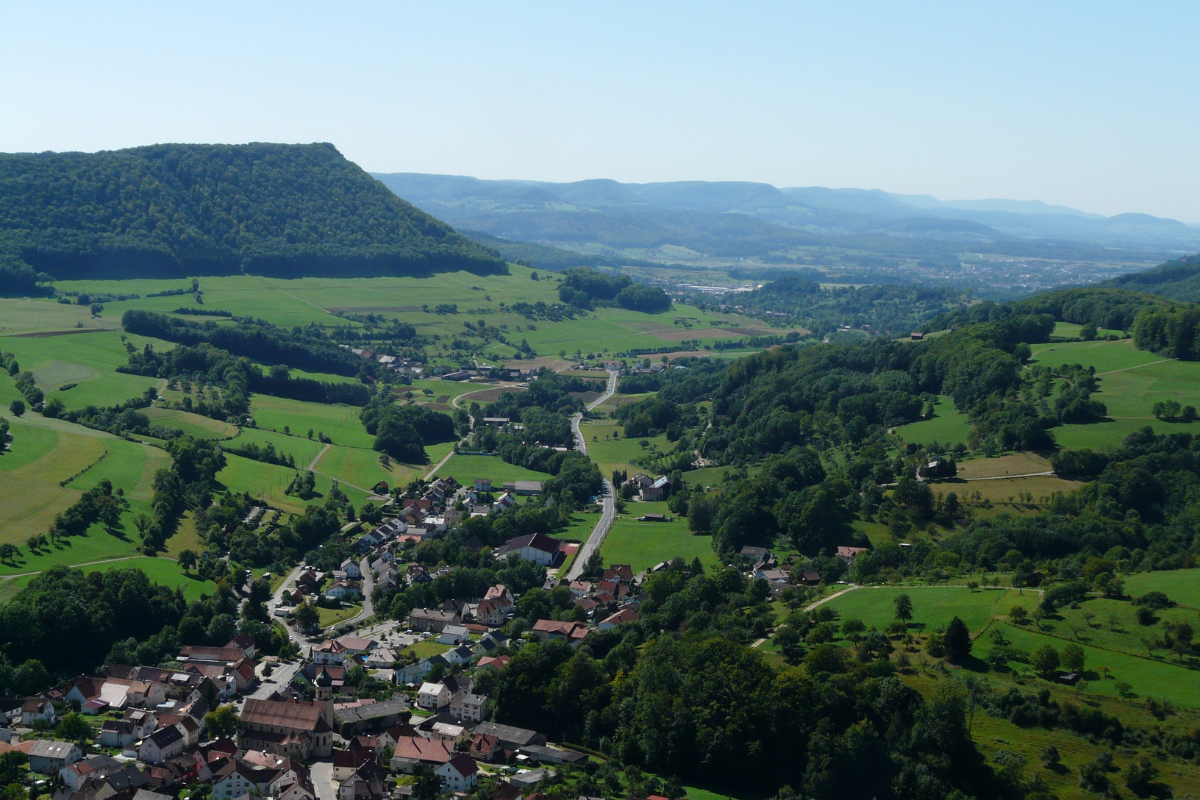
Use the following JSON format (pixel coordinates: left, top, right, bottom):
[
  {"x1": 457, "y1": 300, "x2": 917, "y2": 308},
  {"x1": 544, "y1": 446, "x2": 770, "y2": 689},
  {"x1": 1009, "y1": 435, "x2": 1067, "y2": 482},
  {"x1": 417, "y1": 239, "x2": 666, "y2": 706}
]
[
  {"x1": 923, "y1": 287, "x2": 1165, "y2": 333},
  {"x1": 1105, "y1": 252, "x2": 1200, "y2": 302},
  {"x1": 558, "y1": 267, "x2": 672, "y2": 312},
  {"x1": 0, "y1": 143, "x2": 506, "y2": 282},
  {"x1": 716, "y1": 276, "x2": 970, "y2": 337}
]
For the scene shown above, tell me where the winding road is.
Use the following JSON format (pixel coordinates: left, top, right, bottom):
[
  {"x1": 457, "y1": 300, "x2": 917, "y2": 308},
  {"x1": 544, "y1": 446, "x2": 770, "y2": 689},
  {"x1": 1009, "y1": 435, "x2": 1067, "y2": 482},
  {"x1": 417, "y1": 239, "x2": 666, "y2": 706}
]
[{"x1": 566, "y1": 369, "x2": 618, "y2": 580}]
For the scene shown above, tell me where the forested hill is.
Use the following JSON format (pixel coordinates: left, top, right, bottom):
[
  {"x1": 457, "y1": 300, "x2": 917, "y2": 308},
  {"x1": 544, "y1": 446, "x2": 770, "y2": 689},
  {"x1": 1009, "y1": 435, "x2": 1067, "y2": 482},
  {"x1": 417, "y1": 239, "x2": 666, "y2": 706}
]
[
  {"x1": 0, "y1": 142, "x2": 506, "y2": 282},
  {"x1": 1104, "y1": 251, "x2": 1200, "y2": 301}
]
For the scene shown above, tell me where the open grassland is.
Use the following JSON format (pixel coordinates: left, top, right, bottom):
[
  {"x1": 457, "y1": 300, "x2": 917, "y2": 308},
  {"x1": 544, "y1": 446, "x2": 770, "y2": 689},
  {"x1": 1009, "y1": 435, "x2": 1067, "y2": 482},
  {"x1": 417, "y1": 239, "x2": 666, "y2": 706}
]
[
  {"x1": 314, "y1": 444, "x2": 422, "y2": 493},
  {"x1": 318, "y1": 602, "x2": 363, "y2": 628},
  {"x1": 893, "y1": 395, "x2": 971, "y2": 446},
  {"x1": 164, "y1": 513, "x2": 207, "y2": 560},
  {"x1": 579, "y1": 419, "x2": 674, "y2": 477},
  {"x1": 1051, "y1": 321, "x2": 1127, "y2": 339},
  {"x1": 54, "y1": 270, "x2": 777, "y2": 360},
  {"x1": 600, "y1": 501, "x2": 719, "y2": 573},
  {"x1": 949, "y1": 474, "x2": 1086, "y2": 505},
  {"x1": 1122, "y1": 568, "x2": 1200, "y2": 608},
  {"x1": 903, "y1": 667, "x2": 1200, "y2": 800},
  {"x1": 975, "y1": 622, "x2": 1200, "y2": 709},
  {"x1": 77, "y1": 556, "x2": 217, "y2": 601},
  {"x1": 0, "y1": 298, "x2": 122, "y2": 334},
  {"x1": 823, "y1": 586, "x2": 1037, "y2": 636},
  {"x1": 1030, "y1": 338, "x2": 1164, "y2": 374},
  {"x1": 434, "y1": 454, "x2": 551, "y2": 487},
  {"x1": 681, "y1": 465, "x2": 739, "y2": 489},
  {"x1": 234, "y1": 427, "x2": 328, "y2": 467},
  {"x1": 250, "y1": 394, "x2": 376, "y2": 448},
  {"x1": 956, "y1": 452, "x2": 1051, "y2": 479},
  {"x1": 217, "y1": 452, "x2": 368, "y2": 514},
  {"x1": 143, "y1": 407, "x2": 239, "y2": 439},
  {"x1": 0, "y1": 330, "x2": 167, "y2": 410}
]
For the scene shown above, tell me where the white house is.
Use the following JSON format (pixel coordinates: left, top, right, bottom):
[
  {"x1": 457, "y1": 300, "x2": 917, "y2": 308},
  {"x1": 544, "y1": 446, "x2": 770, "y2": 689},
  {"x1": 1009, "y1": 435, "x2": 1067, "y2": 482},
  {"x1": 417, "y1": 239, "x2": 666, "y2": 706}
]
[
  {"x1": 436, "y1": 625, "x2": 469, "y2": 645},
  {"x1": 450, "y1": 692, "x2": 489, "y2": 723},
  {"x1": 99, "y1": 720, "x2": 139, "y2": 748},
  {"x1": 340, "y1": 558, "x2": 363, "y2": 580},
  {"x1": 417, "y1": 682, "x2": 451, "y2": 711},
  {"x1": 313, "y1": 640, "x2": 348, "y2": 665},
  {"x1": 27, "y1": 741, "x2": 81, "y2": 774},
  {"x1": 436, "y1": 755, "x2": 478, "y2": 793},
  {"x1": 21, "y1": 698, "x2": 55, "y2": 727},
  {"x1": 212, "y1": 761, "x2": 260, "y2": 800},
  {"x1": 139, "y1": 725, "x2": 185, "y2": 764},
  {"x1": 493, "y1": 532, "x2": 561, "y2": 566},
  {"x1": 444, "y1": 646, "x2": 474, "y2": 667}
]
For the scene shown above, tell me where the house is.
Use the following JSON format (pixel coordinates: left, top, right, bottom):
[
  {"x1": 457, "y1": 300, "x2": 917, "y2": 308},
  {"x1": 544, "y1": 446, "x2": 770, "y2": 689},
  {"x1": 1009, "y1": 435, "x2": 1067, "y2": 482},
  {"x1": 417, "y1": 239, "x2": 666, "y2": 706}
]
[
  {"x1": 338, "y1": 761, "x2": 387, "y2": 800},
  {"x1": 508, "y1": 767, "x2": 556, "y2": 788},
  {"x1": 738, "y1": 546, "x2": 769, "y2": 562},
  {"x1": 226, "y1": 634, "x2": 258, "y2": 659},
  {"x1": 836, "y1": 546, "x2": 869, "y2": 563},
  {"x1": 450, "y1": 692, "x2": 489, "y2": 723},
  {"x1": 598, "y1": 608, "x2": 639, "y2": 631},
  {"x1": 435, "y1": 625, "x2": 469, "y2": 645},
  {"x1": 340, "y1": 559, "x2": 363, "y2": 580},
  {"x1": 504, "y1": 481, "x2": 543, "y2": 496},
  {"x1": 313, "y1": 640, "x2": 348, "y2": 665},
  {"x1": 21, "y1": 697, "x2": 55, "y2": 726},
  {"x1": 436, "y1": 755, "x2": 478, "y2": 792},
  {"x1": 516, "y1": 744, "x2": 589, "y2": 765},
  {"x1": 445, "y1": 645, "x2": 474, "y2": 667},
  {"x1": 530, "y1": 619, "x2": 589, "y2": 645},
  {"x1": 139, "y1": 725, "x2": 185, "y2": 765},
  {"x1": 472, "y1": 721, "x2": 545, "y2": 750},
  {"x1": 632, "y1": 473, "x2": 670, "y2": 501},
  {"x1": 408, "y1": 608, "x2": 460, "y2": 633},
  {"x1": 28, "y1": 741, "x2": 82, "y2": 774},
  {"x1": 333, "y1": 698, "x2": 410, "y2": 735},
  {"x1": 324, "y1": 580, "x2": 362, "y2": 601},
  {"x1": 238, "y1": 698, "x2": 334, "y2": 759},
  {"x1": 332, "y1": 749, "x2": 377, "y2": 782},
  {"x1": 179, "y1": 646, "x2": 248, "y2": 667},
  {"x1": 477, "y1": 656, "x2": 510, "y2": 671},
  {"x1": 364, "y1": 648, "x2": 397, "y2": 670},
  {"x1": 797, "y1": 570, "x2": 822, "y2": 586},
  {"x1": 468, "y1": 732, "x2": 503, "y2": 762},
  {"x1": 60, "y1": 754, "x2": 123, "y2": 790},
  {"x1": 211, "y1": 760, "x2": 262, "y2": 800},
  {"x1": 389, "y1": 736, "x2": 453, "y2": 773},
  {"x1": 910, "y1": 331, "x2": 924, "y2": 340},
  {"x1": 494, "y1": 533, "x2": 562, "y2": 566},
  {"x1": 100, "y1": 720, "x2": 139, "y2": 748},
  {"x1": 417, "y1": 683, "x2": 451, "y2": 711},
  {"x1": 336, "y1": 637, "x2": 375, "y2": 655},
  {"x1": 417, "y1": 718, "x2": 470, "y2": 748},
  {"x1": 604, "y1": 564, "x2": 634, "y2": 583}
]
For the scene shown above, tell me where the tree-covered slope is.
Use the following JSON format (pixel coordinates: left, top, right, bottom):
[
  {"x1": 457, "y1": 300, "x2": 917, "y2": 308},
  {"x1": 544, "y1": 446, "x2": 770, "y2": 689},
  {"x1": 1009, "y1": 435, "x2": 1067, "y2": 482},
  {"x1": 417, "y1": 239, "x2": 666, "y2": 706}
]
[
  {"x1": 0, "y1": 142, "x2": 506, "y2": 281},
  {"x1": 1105, "y1": 252, "x2": 1200, "y2": 301}
]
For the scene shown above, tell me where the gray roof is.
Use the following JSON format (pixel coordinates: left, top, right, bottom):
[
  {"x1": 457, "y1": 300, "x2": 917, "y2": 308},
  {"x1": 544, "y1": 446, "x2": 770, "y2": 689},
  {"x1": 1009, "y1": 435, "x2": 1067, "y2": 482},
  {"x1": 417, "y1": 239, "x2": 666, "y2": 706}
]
[
  {"x1": 133, "y1": 790, "x2": 173, "y2": 800},
  {"x1": 472, "y1": 721, "x2": 540, "y2": 746},
  {"x1": 333, "y1": 697, "x2": 410, "y2": 725},
  {"x1": 28, "y1": 740, "x2": 77, "y2": 760}
]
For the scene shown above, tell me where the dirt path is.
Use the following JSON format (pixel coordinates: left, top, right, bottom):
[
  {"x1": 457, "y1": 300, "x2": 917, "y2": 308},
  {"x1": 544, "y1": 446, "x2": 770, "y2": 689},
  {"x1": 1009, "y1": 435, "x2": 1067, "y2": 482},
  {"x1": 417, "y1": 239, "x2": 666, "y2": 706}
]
[
  {"x1": 1096, "y1": 359, "x2": 1172, "y2": 376},
  {"x1": 308, "y1": 442, "x2": 331, "y2": 471},
  {"x1": 962, "y1": 471, "x2": 1054, "y2": 481},
  {"x1": 0, "y1": 553, "x2": 177, "y2": 581}
]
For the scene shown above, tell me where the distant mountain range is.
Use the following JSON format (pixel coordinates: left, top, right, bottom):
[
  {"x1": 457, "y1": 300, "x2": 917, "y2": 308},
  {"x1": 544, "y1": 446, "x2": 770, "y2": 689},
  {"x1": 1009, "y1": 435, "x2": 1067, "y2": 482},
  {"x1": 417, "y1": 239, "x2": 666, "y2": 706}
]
[
  {"x1": 0, "y1": 143, "x2": 505, "y2": 281},
  {"x1": 373, "y1": 173, "x2": 1200, "y2": 269}
]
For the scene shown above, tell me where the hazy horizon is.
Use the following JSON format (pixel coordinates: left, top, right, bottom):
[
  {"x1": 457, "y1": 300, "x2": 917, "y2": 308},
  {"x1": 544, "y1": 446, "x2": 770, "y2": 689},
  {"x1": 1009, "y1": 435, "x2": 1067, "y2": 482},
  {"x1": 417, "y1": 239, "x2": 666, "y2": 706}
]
[{"x1": 3, "y1": 3, "x2": 1198, "y2": 221}]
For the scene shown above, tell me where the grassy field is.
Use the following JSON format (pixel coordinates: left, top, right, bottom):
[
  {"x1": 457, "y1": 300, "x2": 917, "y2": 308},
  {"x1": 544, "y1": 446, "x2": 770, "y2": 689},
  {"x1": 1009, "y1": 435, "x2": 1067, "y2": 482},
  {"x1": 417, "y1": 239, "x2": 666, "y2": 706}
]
[
  {"x1": 822, "y1": 586, "x2": 1037, "y2": 635},
  {"x1": 77, "y1": 556, "x2": 217, "y2": 601},
  {"x1": 401, "y1": 639, "x2": 451, "y2": 659},
  {"x1": 0, "y1": 330, "x2": 167, "y2": 411},
  {"x1": 1121, "y1": 568, "x2": 1200, "y2": 608},
  {"x1": 143, "y1": 407, "x2": 239, "y2": 439},
  {"x1": 249, "y1": 395, "x2": 377, "y2": 448},
  {"x1": 318, "y1": 602, "x2": 363, "y2": 628},
  {"x1": 955, "y1": 452, "x2": 1051, "y2": 479},
  {"x1": 233, "y1": 427, "x2": 328, "y2": 467},
  {"x1": 893, "y1": 395, "x2": 971, "y2": 446},
  {"x1": 314, "y1": 444, "x2": 422, "y2": 493},
  {"x1": 434, "y1": 454, "x2": 551, "y2": 487},
  {"x1": 1030, "y1": 338, "x2": 1163, "y2": 374},
  {"x1": 579, "y1": 419, "x2": 674, "y2": 478},
  {"x1": 599, "y1": 501, "x2": 719, "y2": 573},
  {"x1": 217, "y1": 452, "x2": 369, "y2": 514}
]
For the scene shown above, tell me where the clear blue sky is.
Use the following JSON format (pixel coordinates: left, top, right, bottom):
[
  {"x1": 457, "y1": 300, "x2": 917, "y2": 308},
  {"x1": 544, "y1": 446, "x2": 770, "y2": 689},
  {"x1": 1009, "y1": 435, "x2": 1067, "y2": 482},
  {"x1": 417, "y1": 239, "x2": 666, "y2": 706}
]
[{"x1": 3, "y1": 2, "x2": 1198, "y2": 220}]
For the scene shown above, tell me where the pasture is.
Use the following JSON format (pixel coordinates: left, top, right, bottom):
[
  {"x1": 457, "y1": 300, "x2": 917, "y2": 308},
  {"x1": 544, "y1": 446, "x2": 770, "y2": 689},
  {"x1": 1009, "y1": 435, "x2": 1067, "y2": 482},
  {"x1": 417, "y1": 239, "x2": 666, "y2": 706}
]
[
  {"x1": 1030, "y1": 338, "x2": 1163, "y2": 374},
  {"x1": 143, "y1": 407, "x2": 239, "y2": 439},
  {"x1": 821, "y1": 586, "x2": 1036, "y2": 636},
  {"x1": 434, "y1": 454, "x2": 552, "y2": 487},
  {"x1": 1122, "y1": 568, "x2": 1200, "y2": 608},
  {"x1": 314, "y1": 444, "x2": 422, "y2": 493},
  {"x1": 77, "y1": 556, "x2": 217, "y2": 601},
  {"x1": 217, "y1": 452, "x2": 369, "y2": 515},
  {"x1": 599, "y1": 501, "x2": 719, "y2": 573},
  {"x1": 893, "y1": 395, "x2": 971, "y2": 447},
  {"x1": 249, "y1": 395, "x2": 376, "y2": 448}
]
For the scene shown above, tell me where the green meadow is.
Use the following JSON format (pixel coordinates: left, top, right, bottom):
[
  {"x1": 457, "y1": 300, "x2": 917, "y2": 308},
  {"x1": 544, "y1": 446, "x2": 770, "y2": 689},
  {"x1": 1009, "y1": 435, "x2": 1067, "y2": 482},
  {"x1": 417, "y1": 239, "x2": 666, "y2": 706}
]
[
  {"x1": 599, "y1": 501, "x2": 719, "y2": 573},
  {"x1": 314, "y1": 444, "x2": 423, "y2": 493},
  {"x1": 893, "y1": 394, "x2": 971, "y2": 446},
  {"x1": 434, "y1": 454, "x2": 552, "y2": 487},
  {"x1": 822, "y1": 586, "x2": 1036, "y2": 636},
  {"x1": 1122, "y1": 568, "x2": 1200, "y2": 608}
]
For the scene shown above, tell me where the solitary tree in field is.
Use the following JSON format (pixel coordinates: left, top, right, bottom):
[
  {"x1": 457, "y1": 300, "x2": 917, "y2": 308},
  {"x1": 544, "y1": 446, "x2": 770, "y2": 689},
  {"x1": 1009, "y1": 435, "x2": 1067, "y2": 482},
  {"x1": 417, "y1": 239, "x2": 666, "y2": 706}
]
[
  {"x1": 177, "y1": 549, "x2": 197, "y2": 574},
  {"x1": 943, "y1": 616, "x2": 972, "y2": 663},
  {"x1": 893, "y1": 593, "x2": 913, "y2": 624},
  {"x1": 8, "y1": 400, "x2": 23, "y2": 417}
]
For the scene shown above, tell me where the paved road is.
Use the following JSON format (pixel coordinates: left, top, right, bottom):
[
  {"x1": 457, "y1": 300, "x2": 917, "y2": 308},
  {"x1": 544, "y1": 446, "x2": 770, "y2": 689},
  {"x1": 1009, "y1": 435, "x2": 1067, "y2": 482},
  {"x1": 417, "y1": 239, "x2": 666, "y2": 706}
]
[
  {"x1": 566, "y1": 369, "x2": 618, "y2": 580},
  {"x1": 340, "y1": 557, "x2": 376, "y2": 628},
  {"x1": 310, "y1": 760, "x2": 336, "y2": 800}
]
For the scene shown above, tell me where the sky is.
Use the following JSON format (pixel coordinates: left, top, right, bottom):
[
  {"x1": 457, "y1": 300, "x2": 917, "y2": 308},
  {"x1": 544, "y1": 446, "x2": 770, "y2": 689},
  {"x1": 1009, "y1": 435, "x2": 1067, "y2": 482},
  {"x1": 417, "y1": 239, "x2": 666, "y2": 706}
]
[{"x1": 3, "y1": 2, "x2": 1199, "y2": 221}]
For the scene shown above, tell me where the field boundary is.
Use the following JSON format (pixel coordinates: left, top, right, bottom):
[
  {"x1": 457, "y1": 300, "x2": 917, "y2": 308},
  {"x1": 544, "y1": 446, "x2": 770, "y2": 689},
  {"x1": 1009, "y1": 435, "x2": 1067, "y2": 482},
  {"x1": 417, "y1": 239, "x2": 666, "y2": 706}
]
[{"x1": 59, "y1": 448, "x2": 109, "y2": 487}]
